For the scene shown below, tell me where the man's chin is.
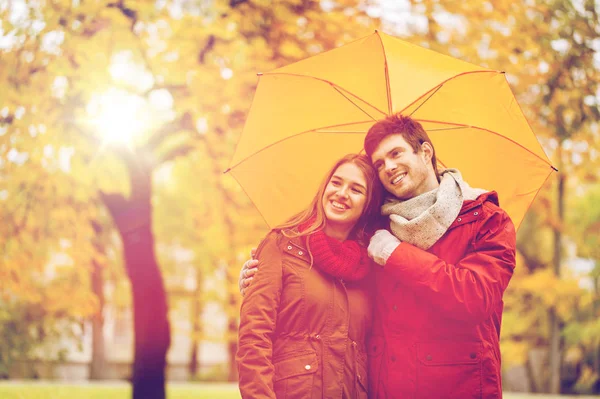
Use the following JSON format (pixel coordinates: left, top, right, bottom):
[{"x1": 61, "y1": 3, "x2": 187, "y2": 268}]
[
  {"x1": 385, "y1": 187, "x2": 404, "y2": 199},
  {"x1": 383, "y1": 185, "x2": 399, "y2": 196},
  {"x1": 384, "y1": 182, "x2": 408, "y2": 198},
  {"x1": 391, "y1": 189, "x2": 412, "y2": 200}
]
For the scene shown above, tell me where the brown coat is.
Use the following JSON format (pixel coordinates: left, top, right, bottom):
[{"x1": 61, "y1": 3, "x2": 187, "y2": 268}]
[{"x1": 237, "y1": 230, "x2": 372, "y2": 399}]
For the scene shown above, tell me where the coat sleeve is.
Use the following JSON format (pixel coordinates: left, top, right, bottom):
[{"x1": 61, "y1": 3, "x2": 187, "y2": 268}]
[
  {"x1": 382, "y1": 205, "x2": 516, "y2": 324},
  {"x1": 236, "y1": 232, "x2": 283, "y2": 399}
]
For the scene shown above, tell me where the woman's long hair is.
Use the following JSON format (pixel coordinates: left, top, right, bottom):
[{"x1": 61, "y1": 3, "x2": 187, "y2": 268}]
[{"x1": 276, "y1": 154, "x2": 383, "y2": 245}]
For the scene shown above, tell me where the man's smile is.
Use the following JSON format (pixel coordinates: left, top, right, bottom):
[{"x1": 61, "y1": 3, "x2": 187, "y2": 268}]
[{"x1": 391, "y1": 172, "x2": 407, "y2": 185}]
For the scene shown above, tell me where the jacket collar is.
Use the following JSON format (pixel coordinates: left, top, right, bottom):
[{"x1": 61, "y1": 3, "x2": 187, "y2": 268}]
[{"x1": 460, "y1": 191, "x2": 498, "y2": 214}]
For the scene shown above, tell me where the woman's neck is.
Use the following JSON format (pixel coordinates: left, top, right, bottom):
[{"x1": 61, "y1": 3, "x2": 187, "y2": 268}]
[{"x1": 323, "y1": 224, "x2": 351, "y2": 242}]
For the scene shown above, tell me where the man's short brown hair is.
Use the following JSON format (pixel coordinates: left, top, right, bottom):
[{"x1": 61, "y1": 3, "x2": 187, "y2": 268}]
[{"x1": 364, "y1": 114, "x2": 440, "y2": 181}]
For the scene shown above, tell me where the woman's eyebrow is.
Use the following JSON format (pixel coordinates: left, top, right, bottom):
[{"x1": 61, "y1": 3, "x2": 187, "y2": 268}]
[
  {"x1": 350, "y1": 181, "x2": 367, "y2": 190},
  {"x1": 331, "y1": 174, "x2": 366, "y2": 189}
]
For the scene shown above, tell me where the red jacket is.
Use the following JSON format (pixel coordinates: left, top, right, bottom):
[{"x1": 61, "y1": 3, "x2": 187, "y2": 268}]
[{"x1": 369, "y1": 192, "x2": 516, "y2": 399}]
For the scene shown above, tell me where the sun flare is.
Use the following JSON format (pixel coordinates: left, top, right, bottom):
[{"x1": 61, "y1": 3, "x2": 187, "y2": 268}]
[{"x1": 86, "y1": 88, "x2": 150, "y2": 147}]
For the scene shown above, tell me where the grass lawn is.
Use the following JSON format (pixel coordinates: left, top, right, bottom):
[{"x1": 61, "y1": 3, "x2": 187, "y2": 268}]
[
  {"x1": 0, "y1": 382, "x2": 597, "y2": 398},
  {"x1": 0, "y1": 382, "x2": 239, "y2": 399}
]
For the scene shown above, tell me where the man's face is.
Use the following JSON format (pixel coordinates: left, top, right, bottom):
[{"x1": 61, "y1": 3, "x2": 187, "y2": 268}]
[{"x1": 370, "y1": 134, "x2": 438, "y2": 200}]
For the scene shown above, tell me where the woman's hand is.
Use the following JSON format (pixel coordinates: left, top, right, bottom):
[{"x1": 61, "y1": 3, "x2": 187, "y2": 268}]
[{"x1": 239, "y1": 248, "x2": 259, "y2": 296}]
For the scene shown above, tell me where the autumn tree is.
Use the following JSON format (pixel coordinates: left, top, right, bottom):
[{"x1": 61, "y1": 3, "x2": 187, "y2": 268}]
[{"x1": 1, "y1": 0, "x2": 379, "y2": 394}]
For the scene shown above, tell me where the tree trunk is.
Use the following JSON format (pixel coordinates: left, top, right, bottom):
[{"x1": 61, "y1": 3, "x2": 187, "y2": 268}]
[
  {"x1": 526, "y1": 351, "x2": 539, "y2": 393},
  {"x1": 548, "y1": 309, "x2": 561, "y2": 393},
  {"x1": 595, "y1": 281, "x2": 600, "y2": 386},
  {"x1": 227, "y1": 315, "x2": 238, "y2": 381},
  {"x1": 89, "y1": 220, "x2": 106, "y2": 380},
  {"x1": 188, "y1": 274, "x2": 202, "y2": 378},
  {"x1": 123, "y1": 222, "x2": 170, "y2": 399},
  {"x1": 189, "y1": 340, "x2": 199, "y2": 378},
  {"x1": 548, "y1": 148, "x2": 565, "y2": 394},
  {"x1": 101, "y1": 157, "x2": 170, "y2": 399},
  {"x1": 224, "y1": 230, "x2": 238, "y2": 382},
  {"x1": 89, "y1": 222, "x2": 106, "y2": 380}
]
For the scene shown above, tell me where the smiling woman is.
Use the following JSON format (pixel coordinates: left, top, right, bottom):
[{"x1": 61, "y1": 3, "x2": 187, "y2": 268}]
[
  {"x1": 237, "y1": 154, "x2": 382, "y2": 399},
  {"x1": 86, "y1": 88, "x2": 150, "y2": 148}
]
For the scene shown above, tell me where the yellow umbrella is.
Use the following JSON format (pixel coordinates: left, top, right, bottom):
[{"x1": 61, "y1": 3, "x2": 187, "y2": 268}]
[{"x1": 227, "y1": 31, "x2": 555, "y2": 230}]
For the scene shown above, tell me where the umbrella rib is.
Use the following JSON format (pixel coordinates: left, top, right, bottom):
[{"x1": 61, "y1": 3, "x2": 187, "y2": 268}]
[
  {"x1": 414, "y1": 118, "x2": 554, "y2": 167},
  {"x1": 436, "y1": 158, "x2": 448, "y2": 170},
  {"x1": 408, "y1": 85, "x2": 443, "y2": 117},
  {"x1": 331, "y1": 86, "x2": 378, "y2": 121},
  {"x1": 314, "y1": 130, "x2": 367, "y2": 133},
  {"x1": 513, "y1": 170, "x2": 554, "y2": 230},
  {"x1": 400, "y1": 70, "x2": 502, "y2": 116},
  {"x1": 515, "y1": 187, "x2": 546, "y2": 197},
  {"x1": 227, "y1": 170, "x2": 272, "y2": 228},
  {"x1": 426, "y1": 126, "x2": 470, "y2": 132},
  {"x1": 375, "y1": 31, "x2": 392, "y2": 115},
  {"x1": 500, "y1": 73, "x2": 553, "y2": 169},
  {"x1": 228, "y1": 120, "x2": 375, "y2": 171},
  {"x1": 264, "y1": 72, "x2": 388, "y2": 118}
]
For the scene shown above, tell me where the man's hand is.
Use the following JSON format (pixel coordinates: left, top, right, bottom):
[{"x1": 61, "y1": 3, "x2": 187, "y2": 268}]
[
  {"x1": 368, "y1": 229, "x2": 401, "y2": 266},
  {"x1": 239, "y1": 248, "x2": 258, "y2": 297}
]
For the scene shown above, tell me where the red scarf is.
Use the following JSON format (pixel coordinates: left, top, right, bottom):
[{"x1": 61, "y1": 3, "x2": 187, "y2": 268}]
[{"x1": 308, "y1": 230, "x2": 371, "y2": 281}]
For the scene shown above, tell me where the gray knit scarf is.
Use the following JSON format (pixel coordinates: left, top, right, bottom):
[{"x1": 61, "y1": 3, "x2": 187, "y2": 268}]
[{"x1": 381, "y1": 169, "x2": 487, "y2": 250}]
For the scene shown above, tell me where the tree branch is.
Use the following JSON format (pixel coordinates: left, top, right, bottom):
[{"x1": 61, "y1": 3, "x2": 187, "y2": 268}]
[
  {"x1": 198, "y1": 35, "x2": 216, "y2": 64},
  {"x1": 141, "y1": 84, "x2": 190, "y2": 98},
  {"x1": 107, "y1": 0, "x2": 138, "y2": 30},
  {"x1": 99, "y1": 191, "x2": 128, "y2": 217},
  {"x1": 516, "y1": 247, "x2": 548, "y2": 273},
  {"x1": 143, "y1": 112, "x2": 195, "y2": 153},
  {"x1": 158, "y1": 143, "x2": 198, "y2": 164}
]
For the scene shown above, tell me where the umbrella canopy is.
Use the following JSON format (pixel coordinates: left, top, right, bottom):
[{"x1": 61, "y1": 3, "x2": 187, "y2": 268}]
[{"x1": 228, "y1": 31, "x2": 555, "y2": 230}]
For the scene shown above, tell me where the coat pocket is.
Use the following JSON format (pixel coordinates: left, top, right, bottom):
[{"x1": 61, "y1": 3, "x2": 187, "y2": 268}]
[
  {"x1": 273, "y1": 351, "x2": 318, "y2": 398},
  {"x1": 416, "y1": 341, "x2": 482, "y2": 399}
]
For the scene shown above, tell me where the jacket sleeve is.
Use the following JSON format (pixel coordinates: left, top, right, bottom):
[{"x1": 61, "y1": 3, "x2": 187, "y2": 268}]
[
  {"x1": 236, "y1": 232, "x2": 283, "y2": 399},
  {"x1": 382, "y1": 205, "x2": 516, "y2": 324}
]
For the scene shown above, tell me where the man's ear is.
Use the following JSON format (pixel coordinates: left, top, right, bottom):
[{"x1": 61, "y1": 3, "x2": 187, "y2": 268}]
[{"x1": 420, "y1": 142, "x2": 434, "y2": 163}]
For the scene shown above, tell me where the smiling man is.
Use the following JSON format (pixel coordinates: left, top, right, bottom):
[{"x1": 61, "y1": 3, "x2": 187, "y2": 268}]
[{"x1": 364, "y1": 114, "x2": 516, "y2": 399}]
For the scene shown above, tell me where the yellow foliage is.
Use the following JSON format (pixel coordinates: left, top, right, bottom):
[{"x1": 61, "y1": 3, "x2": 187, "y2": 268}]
[{"x1": 500, "y1": 340, "x2": 529, "y2": 369}]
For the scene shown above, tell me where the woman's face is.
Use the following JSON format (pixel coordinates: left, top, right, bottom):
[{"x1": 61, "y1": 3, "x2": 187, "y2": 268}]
[{"x1": 321, "y1": 162, "x2": 368, "y2": 232}]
